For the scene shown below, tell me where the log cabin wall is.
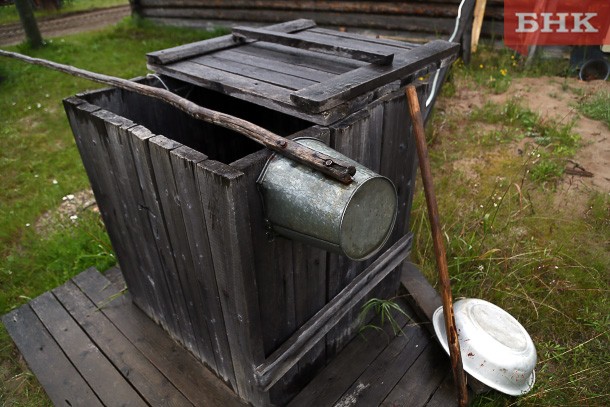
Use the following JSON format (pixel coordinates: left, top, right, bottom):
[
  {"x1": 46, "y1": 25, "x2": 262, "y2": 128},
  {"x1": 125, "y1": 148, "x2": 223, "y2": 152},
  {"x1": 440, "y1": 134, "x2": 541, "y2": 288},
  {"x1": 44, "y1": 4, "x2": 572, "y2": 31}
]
[{"x1": 132, "y1": 0, "x2": 505, "y2": 42}]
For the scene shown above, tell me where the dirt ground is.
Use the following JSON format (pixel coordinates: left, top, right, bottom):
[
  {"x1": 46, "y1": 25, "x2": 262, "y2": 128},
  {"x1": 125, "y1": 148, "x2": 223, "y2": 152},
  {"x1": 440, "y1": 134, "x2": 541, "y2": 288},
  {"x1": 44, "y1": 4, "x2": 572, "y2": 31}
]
[{"x1": 444, "y1": 76, "x2": 610, "y2": 213}]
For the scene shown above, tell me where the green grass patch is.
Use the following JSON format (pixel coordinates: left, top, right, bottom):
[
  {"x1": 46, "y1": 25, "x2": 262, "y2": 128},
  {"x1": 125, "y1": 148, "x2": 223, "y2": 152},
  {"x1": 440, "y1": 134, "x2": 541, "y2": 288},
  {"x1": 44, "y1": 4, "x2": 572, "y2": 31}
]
[
  {"x1": 0, "y1": 18, "x2": 227, "y2": 405},
  {"x1": 578, "y1": 90, "x2": 610, "y2": 128},
  {"x1": 0, "y1": 0, "x2": 128, "y2": 25}
]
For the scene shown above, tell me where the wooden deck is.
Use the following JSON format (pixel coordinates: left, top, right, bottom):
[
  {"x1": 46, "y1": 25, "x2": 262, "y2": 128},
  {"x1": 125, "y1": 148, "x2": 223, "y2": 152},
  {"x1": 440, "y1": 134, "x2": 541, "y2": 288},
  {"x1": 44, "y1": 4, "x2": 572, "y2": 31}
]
[{"x1": 3, "y1": 266, "x2": 460, "y2": 406}]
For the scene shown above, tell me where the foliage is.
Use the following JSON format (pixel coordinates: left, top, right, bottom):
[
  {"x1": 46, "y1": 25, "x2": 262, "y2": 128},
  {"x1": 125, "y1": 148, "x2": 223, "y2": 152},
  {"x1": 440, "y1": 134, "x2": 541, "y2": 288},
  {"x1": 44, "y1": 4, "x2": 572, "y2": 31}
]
[
  {"x1": 578, "y1": 90, "x2": 610, "y2": 128},
  {"x1": 0, "y1": 0, "x2": 128, "y2": 25},
  {"x1": 0, "y1": 17, "x2": 228, "y2": 405}
]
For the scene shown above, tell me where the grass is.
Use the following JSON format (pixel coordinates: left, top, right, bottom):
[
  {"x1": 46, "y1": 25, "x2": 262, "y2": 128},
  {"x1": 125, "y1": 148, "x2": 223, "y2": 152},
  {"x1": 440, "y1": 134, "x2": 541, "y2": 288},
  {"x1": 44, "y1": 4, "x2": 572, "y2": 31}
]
[
  {"x1": 409, "y1": 48, "x2": 610, "y2": 406},
  {"x1": 578, "y1": 90, "x2": 610, "y2": 128},
  {"x1": 0, "y1": 0, "x2": 128, "y2": 25},
  {"x1": 1, "y1": 18, "x2": 609, "y2": 405},
  {"x1": 0, "y1": 17, "x2": 228, "y2": 405}
]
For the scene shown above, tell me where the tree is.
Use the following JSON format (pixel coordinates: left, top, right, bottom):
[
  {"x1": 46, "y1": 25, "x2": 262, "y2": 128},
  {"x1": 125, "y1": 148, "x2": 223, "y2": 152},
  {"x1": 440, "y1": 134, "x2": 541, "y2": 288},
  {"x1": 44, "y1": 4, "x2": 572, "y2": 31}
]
[{"x1": 14, "y1": 0, "x2": 44, "y2": 48}]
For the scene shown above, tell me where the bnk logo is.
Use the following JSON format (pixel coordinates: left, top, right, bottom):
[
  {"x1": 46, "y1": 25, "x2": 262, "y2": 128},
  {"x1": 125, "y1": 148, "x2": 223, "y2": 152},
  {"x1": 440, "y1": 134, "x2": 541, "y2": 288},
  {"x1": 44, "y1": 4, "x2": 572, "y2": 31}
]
[{"x1": 504, "y1": 0, "x2": 610, "y2": 54}]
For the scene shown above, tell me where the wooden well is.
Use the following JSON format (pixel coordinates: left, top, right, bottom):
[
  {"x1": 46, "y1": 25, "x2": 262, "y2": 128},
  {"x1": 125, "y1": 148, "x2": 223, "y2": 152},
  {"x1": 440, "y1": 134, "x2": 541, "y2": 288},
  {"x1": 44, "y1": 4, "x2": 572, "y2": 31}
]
[{"x1": 64, "y1": 19, "x2": 458, "y2": 406}]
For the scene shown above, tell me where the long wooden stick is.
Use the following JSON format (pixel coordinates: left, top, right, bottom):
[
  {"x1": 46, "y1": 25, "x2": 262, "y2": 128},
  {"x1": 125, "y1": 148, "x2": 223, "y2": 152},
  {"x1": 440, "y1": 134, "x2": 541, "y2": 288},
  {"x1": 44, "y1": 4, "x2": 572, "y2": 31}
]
[
  {"x1": 0, "y1": 49, "x2": 356, "y2": 184},
  {"x1": 405, "y1": 85, "x2": 468, "y2": 407}
]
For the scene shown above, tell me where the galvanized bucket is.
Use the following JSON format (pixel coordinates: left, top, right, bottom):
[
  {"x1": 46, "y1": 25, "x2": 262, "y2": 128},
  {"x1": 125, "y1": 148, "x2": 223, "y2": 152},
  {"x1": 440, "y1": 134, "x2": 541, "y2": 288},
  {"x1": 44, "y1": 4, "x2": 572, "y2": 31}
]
[{"x1": 257, "y1": 137, "x2": 397, "y2": 261}]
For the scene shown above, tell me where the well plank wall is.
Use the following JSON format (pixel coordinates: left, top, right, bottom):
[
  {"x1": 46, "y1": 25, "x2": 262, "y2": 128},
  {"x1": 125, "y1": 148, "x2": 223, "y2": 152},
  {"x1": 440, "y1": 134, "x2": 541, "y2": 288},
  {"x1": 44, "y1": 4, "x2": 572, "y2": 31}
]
[{"x1": 64, "y1": 77, "x2": 419, "y2": 406}]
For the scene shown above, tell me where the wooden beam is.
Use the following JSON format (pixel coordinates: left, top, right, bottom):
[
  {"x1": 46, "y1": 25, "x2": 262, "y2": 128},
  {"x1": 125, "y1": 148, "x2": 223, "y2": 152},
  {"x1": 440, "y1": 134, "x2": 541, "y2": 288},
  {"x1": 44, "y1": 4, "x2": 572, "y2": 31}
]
[{"x1": 255, "y1": 233, "x2": 413, "y2": 391}]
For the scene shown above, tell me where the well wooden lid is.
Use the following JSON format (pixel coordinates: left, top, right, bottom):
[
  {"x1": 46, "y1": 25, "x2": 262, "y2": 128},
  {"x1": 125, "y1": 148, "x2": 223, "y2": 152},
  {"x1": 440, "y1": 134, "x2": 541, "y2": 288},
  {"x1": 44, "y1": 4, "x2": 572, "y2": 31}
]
[{"x1": 147, "y1": 19, "x2": 459, "y2": 125}]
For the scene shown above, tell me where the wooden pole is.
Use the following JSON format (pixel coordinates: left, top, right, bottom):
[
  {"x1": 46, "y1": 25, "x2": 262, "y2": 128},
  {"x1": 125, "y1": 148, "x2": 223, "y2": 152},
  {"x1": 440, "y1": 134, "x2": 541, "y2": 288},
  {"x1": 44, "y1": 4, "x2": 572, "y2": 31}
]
[
  {"x1": 14, "y1": 0, "x2": 43, "y2": 48},
  {"x1": 405, "y1": 85, "x2": 468, "y2": 407},
  {"x1": 0, "y1": 49, "x2": 356, "y2": 184},
  {"x1": 470, "y1": 0, "x2": 487, "y2": 53}
]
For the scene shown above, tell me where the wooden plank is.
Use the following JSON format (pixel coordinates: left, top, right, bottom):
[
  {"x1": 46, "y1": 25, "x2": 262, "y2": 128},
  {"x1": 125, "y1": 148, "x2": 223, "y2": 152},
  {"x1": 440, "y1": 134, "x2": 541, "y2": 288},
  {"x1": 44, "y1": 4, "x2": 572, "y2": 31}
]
[
  {"x1": 291, "y1": 40, "x2": 459, "y2": 113},
  {"x1": 99, "y1": 109, "x2": 168, "y2": 331},
  {"x1": 148, "y1": 135, "x2": 215, "y2": 366},
  {"x1": 288, "y1": 300, "x2": 412, "y2": 407},
  {"x1": 332, "y1": 324, "x2": 429, "y2": 406},
  {"x1": 400, "y1": 261, "x2": 442, "y2": 333},
  {"x1": 1, "y1": 305, "x2": 103, "y2": 407},
  {"x1": 126, "y1": 125, "x2": 189, "y2": 347},
  {"x1": 63, "y1": 98, "x2": 152, "y2": 324},
  {"x1": 214, "y1": 48, "x2": 336, "y2": 82},
  {"x1": 382, "y1": 342, "x2": 452, "y2": 407},
  {"x1": 53, "y1": 280, "x2": 194, "y2": 406},
  {"x1": 197, "y1": 159, "x2": 269, "y2": 405},
  {"x1": 426, "y1": 373, "x2": 460, "y2": 407},
  {"x1": 104, "y1": 265, "x2": 124, "y2": 286},
  {"x1": 29, "y1": 292, "x2": 147, "y2": 407},
  {"x1": 296, "y1": 30, "x2": 406, "y2": 59},
  {"x1": 309, "y1": 27, "x2": 417, "y2": 51},
  {"x1": 232, "y1": 27, "x2": 395, "y2": 65},
  {"x1": 233, "y1": 41, "x2": 364, "y2": 74},
  {"x1": 255, "y1": 234, "x2": 412, "y2": 391},
  {"x1": 169, "y1": 145, "x2": 236, "y2": 387},
  {"x1": 73, "y1": 268, "x2": 246, "y2": 407},
  {"x1": 190, "y1": 53, "x2": 317, "y2": 90},
  {"x1": 147, "y1": 18, "x2": 317, "y2": 65}
]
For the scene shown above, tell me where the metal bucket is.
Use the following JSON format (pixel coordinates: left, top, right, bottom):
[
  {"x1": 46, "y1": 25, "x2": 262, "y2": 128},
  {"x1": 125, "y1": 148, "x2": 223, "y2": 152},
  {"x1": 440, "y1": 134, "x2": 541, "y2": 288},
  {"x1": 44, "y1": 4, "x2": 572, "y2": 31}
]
[{"x1": 257, "y1": 137, "x2": 397, "y2": 261}]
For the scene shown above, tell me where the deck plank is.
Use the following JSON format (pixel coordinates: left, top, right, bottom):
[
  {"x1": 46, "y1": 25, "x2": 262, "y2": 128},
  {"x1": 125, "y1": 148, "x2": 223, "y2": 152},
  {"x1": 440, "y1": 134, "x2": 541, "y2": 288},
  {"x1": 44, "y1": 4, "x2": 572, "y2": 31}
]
[
  {"x1": 288, "y1": 301, "x2": 412, "y2": 407},
  {"x1": 382, "y1": 341, "x2": 454, "y2": 407},
  {"x1": 52, "y1": 279, "x2": 194, "y2": 406},
  {"x1": 73, "y1": 268, "x2": 246, "y2": 407},
  {"x1": 332, "y1": 323, "x2": 429, "y2": 406},
  {"x1": 1, "y1": 304, "x2": 104, "y2": 407},
  {"x1": 29, "y1": 291, "x2": 147, "y2": 407}
]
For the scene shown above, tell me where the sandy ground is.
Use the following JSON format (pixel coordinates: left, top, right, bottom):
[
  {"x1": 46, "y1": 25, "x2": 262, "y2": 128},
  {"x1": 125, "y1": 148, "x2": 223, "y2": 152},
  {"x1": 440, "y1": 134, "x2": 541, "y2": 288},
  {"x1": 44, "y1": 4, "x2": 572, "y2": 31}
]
[{"x1": 445, "y1": 76, "x2": 609, "y2": 215}]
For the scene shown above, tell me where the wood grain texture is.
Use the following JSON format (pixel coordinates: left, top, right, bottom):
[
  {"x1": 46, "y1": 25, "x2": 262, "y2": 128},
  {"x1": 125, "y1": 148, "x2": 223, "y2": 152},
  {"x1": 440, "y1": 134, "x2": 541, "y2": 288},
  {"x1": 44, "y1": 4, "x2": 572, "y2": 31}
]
[
  {"x1": 73, "y1": 268, "x2": 246, "y2": 407},
  {"x1": 291, "y1": 40, "x2": 459, "y2": 113},
  {"x1": 53, "y1": 280, "x2": 194, "y2": 406},
  {"x1": 197, "y1": 159, "x2": 269, "y2": 405},
  {"x1": 288, "y1": 302, "x2": 412, "y2": 407},
  {"x1": 232, "y1": 27, "x2": 395, "y2": 65},
  {"x1": 29, "y1": 291, "x2": 147, "y2": 407},
  {"x1": 255, "y1": 234, "x2": 412, "y2": 391},
  {"x1": 2, "y1": 305, "x2": 103, "y2": 407},
  {"x1": 169, "y1": 145, "x2": 236, "y2": 387},
  {"x1": 147, "y1": 18, "x2": 317, "y2": 65}
]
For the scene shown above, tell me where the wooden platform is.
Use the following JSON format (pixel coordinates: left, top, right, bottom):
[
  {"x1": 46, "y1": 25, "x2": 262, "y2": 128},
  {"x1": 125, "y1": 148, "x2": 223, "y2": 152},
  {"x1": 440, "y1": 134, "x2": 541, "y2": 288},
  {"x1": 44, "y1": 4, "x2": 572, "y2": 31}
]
[{"x1": 2, "y1": 266, "x2": 459, "y2": 406}]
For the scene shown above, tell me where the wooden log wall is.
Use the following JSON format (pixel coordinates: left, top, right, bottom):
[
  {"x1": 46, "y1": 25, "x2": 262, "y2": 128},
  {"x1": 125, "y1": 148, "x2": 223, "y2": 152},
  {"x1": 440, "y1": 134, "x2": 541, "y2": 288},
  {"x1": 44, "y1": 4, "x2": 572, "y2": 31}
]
[
  {"x1": 64, "y1": 75, "x2": 419, "y2": 406},
  {"x1": 133, "y1": 0, "x2": 505, "y2": 41}
]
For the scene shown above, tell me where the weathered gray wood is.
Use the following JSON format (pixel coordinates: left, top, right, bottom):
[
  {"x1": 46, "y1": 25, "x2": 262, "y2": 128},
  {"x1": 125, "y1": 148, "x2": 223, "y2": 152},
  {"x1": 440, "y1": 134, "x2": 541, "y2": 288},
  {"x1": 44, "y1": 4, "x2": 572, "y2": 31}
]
[
  {"x1": 232, "y1": 27, "x2": 395, "y2": 65},
  {"x1": 74, "y1": 268, "x2": 246, "y2": 407},
  {"x1": 287, "y1": 299, "x2": 412, "y2": 407},
  {"x1": 255, "y1": 234, "x2": 412, "y2": 391},
  {"x1": 212, "y1": 48, "x2": 336, "y2": 82},
  {"x1": 190, "y1": 53, "x2": 317, "y2": 90},
  {"x1": 169, "y1": 145, "x2": 236, "y2": 387},
  {"x1": 233, "y1": 41, "x2": 364, "y2": 74},
  {"x1": 290, "y1": 40, "x2": 459, "y2": 113},
  {"x1": 333, "y1": 324, "x2": 428, "y2": 406},
  {"x1": 147, "y1": 18, "x2": 317, "y2": 65},
  {"x1": 53, "y1": 280, "x2": 194, "y2": 406},
  {"x1": 126, "y1": 125, "x2": 186, "y2": 345},
  {"x1": 426, "y1": 373, "x2": 460, "y2": 407},
  {"x1": 382, "y1": 342, "x2": 452, "y2": 406},
  {"x1": 197, "y1": 159, "x2": 269, "y2": 405},
  {"x1": 148, "y1": 134, "x2": 214, "y2": 364},
  {"x1": 1, "y1": 50, "x2": 356, "y2": 184},
  {"x1": 1, "y1": 305, "x2": 103, "y2": 407},
  {"x1": 296, "y1": 30, "x2": 407, "y2": 60},
  {"x1": 401, "y1": 261, "x2": 442, "y2": 334},
  {"x1": 99, "y1": 109, "x2": 168, "y2": 330},
  {"x1": 29, "y1": 291, "x2": 147, "y2": 407},
  {"x1": 309, "y1": 27, "x2": 417, "y2": 51},
  {"x1": 63, "y1": 98, "x2": 153, "y2": 324}
]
